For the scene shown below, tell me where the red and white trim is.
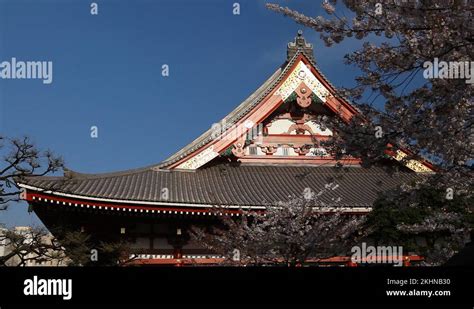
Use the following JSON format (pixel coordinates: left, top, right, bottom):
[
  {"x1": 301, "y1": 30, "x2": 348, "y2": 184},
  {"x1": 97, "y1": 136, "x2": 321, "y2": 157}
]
[{"x1": 18, "y1": 183, "x2": 372, "y2": 215}]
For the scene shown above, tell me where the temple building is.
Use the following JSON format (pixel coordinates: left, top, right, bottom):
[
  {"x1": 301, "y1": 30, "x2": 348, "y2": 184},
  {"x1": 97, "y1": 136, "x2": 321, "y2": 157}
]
[{"x1": 17, "y1": 32, "x2": 434, "y2": 265}]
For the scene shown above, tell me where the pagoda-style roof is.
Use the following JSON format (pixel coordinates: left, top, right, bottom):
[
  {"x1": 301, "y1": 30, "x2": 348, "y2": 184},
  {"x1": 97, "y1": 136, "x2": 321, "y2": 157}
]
[
  {"x1": 155, "y1": 31, "x2": 360, "y2": 170},
  {"x1": 17, "y1": 31, "x2": 433, "y2": 214},
  {"x1": 19, "y1": 164, "x2": 423, "y2": 212},
  {"x1": 156, "y1": 65, "x2": 284, "y2": 169}
]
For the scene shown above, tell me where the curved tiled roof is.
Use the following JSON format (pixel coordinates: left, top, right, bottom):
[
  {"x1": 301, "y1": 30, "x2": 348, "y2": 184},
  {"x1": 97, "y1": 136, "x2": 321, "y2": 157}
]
[
  {"x1": 155, "y1": 64, "x2": 285, "y2": 169},
  {"x1": 154, "y1": 32, "x2": 359, "y2": 169},
  {"x1": 20, "y1": 164, "x2": 423, "y2": 208}
]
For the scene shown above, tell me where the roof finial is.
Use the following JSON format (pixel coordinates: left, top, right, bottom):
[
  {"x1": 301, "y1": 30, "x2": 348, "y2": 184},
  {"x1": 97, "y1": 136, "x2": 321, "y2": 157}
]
[{"x1": 287, "y1": 30, "x2": 314, "y2": 63}]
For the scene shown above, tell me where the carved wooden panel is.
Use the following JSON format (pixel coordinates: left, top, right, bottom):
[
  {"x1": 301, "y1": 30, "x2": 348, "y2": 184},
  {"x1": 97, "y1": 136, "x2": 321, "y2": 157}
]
[
  {"x1": 176, "y1": 146, "x2": 219, "y2": 169},
  {"x1": 392, "y1": 150, "x2": 433, "y2": 173},
  {"x1": 274, "y1": 61, "x2": 330, "y2": 103}
]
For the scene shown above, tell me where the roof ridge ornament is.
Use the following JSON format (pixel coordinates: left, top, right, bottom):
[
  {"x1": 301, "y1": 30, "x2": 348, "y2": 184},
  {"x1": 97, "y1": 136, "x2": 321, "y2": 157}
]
[{"x1": 287, "y1": 30, "x2": 315, "y2": 63}]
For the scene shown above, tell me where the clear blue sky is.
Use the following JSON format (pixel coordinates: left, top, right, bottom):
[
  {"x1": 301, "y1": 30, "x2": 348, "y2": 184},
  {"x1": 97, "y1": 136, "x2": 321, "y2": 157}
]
[{"x1": 0, "y1": 0, "x2": 372, "y2": 227}]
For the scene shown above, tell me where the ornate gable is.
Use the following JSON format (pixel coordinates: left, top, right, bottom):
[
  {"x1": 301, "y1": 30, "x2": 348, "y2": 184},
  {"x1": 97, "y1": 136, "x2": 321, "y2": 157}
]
[{"x1": 166, "y1": 32, "x2": 433, "y2": 173}]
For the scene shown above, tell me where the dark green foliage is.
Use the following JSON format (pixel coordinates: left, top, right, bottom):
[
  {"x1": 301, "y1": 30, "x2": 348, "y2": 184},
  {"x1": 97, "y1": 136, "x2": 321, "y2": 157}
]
[{"x1": 366, "y1": 185, "x2": 473, "y2": 264}]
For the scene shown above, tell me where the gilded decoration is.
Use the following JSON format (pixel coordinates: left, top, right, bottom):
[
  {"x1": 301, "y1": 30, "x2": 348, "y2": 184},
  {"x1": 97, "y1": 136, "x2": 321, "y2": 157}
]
[
  {"x1": 393, "y1": 150, "x2": 433, "y2": 173},
  {"x1": 177, "y1": 146, "x2": 219, "y2": 170},
  {"x1": 275, "y1": 61, "x2": 330, "y2": 103}
]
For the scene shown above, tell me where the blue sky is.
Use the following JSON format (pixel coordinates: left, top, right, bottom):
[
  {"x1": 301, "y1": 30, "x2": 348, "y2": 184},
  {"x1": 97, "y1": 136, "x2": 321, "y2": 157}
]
[{"x1": 0, "y1": 0, "x2": 373, "y2": 227}]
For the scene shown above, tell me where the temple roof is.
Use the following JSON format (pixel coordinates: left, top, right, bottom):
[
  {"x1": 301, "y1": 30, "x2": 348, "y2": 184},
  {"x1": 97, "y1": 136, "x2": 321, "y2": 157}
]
[
  {"x1": 17, "y1": 31, "x2": 432, "y2": 211},
  {"x1": 19, "y1": 165, "x2": 423, "y2": 209},
  {"x1": 155, "y1": 30, "x2": 357, "y2": 170},
  {"x1": 156, "y1": 65, "x2": 284, "y2": 169}
]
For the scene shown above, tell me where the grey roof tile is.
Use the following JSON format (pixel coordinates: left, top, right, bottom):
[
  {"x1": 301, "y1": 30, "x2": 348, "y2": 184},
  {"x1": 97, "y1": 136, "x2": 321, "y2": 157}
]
[{"x1": 21, "y1": 164, "x2": 424, "y2": 208}]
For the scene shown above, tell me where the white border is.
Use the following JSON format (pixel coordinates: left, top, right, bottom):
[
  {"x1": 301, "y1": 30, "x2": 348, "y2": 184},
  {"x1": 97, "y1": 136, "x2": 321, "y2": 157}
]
[{"x1": 18, "y1": 183, "x2": 372, "y2": 213}]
